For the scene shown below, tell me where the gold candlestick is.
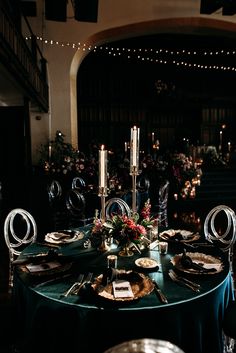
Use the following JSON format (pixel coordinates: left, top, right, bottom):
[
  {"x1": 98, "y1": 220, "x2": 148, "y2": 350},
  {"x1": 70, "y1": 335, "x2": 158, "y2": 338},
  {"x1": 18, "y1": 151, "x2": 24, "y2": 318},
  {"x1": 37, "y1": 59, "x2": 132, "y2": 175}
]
[
  {"x1": 98, "y1": 186, "x2": 109, "y2": 252},
  {"x1": 132, "y1": 173, "x2": 137, "y2": 213},
  {"x1": 99, "y1": 187, "x2": 106, "y2": 222},
  {"x1": 130, "y1": 126, "x2": 140, "y2": 213}
]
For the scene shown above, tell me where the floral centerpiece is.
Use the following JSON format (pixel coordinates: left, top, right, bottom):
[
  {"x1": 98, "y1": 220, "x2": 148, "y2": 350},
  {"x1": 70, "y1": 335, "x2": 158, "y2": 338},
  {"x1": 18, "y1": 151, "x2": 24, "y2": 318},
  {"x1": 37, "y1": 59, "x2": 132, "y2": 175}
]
[
  {"x1": 91, "y1": 199, "x2": 158, "y2": 255},
  {"x1": 171, "y1": 152, "x2": 202, "y2": 199}
]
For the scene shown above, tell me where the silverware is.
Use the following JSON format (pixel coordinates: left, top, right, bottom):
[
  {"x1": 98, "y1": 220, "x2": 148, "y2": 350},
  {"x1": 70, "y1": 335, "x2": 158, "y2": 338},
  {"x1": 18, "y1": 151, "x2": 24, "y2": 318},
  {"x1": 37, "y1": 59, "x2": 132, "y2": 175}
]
[
  {"x1": 168, "y1": 270, "x2": 200, "y2": 292},
  {"x1": 169, "y1": 269, "x2": 201, "y2": 290},
  {"x1": 151, "y1": 279, "x2": 168, "y2": 304},
  {"x1": 61, "y1": 273, "x2": 84, "y2": 297},
  {"x1": 183, "y1": 242, "x2": 214, "y2": 249},
  {"x1": 74, "y1": 272, "x2": 93, "y2": 295}
]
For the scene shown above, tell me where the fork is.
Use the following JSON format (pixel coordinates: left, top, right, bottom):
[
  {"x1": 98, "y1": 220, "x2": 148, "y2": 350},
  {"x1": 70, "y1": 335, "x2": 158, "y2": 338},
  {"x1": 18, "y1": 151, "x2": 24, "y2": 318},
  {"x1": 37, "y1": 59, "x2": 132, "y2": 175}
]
[
  {"x1": 61, "y1": 273, "x2": 84, "y2": 297},
  {"x1": 183, "y1": 242, "x2": 214, "y2": 249},
  {"x1": 169, "y1": 269, "x2": 201, "y2": 290},
  {"x1": 74, "y1": 272, "x2": 93, "y2": 295},
  {"x1": 168, "y1": 270, "x2": 200, "y2": 292}
]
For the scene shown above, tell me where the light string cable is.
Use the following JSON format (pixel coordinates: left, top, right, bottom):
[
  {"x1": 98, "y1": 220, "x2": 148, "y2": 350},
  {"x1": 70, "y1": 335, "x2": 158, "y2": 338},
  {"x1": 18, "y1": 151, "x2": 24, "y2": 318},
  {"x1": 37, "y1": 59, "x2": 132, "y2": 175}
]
[{"x1": 25, "y1": 35, "x2": 236, "y2": 72}]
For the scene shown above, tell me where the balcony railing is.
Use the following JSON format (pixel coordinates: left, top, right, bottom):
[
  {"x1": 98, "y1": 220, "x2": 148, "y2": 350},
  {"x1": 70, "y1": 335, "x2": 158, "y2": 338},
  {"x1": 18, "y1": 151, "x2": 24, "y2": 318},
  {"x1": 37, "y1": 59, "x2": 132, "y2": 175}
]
[{"x1": 0, "y1": 3, "x2": 49, "y2": 111}]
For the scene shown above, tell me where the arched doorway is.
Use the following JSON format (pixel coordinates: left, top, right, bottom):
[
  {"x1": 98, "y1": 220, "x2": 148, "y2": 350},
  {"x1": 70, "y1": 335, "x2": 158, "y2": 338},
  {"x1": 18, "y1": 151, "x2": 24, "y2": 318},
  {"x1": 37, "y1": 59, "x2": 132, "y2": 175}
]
[{"x1": 70, "y1": 17, "x2": 236, "y2": 153}]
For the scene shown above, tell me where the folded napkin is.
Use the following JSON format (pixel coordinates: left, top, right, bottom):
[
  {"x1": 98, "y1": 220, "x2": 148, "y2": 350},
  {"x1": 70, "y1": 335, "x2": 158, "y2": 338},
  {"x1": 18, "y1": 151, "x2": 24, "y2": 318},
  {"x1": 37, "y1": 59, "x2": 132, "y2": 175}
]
[
  {"x1": 200, "y1": 263, "x2": 222, "y2": 271},
  {"x1": 45, "y1": 231, "x2": 82, "y2": 244},
  {"x1": 112, "y1": 280, "x2": 134, "y2": 298},
  {"x1": 46, "y1": 232, "x2": 72, "y2": 240},
  {"x1": 26, "y1": 260, "x2": 61, "y2": 273}
]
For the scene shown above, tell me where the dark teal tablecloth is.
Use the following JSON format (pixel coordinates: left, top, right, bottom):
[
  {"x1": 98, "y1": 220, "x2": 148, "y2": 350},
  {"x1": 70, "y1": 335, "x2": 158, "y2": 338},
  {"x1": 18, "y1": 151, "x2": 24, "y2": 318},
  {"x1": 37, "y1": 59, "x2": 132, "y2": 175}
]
[{"x1": 12, "y1": 229, "x2": 234, "y2": 353}]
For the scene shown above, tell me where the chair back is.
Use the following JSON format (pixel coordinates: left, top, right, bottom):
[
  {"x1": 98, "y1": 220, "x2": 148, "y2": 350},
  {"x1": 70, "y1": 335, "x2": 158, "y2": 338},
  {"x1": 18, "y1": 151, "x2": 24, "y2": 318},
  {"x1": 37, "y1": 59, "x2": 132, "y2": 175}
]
[
  {"x1": 66, "y1": 189, "x2": 86, "y2": 216},
  {"x1": 158, "y1": 179, "x2": 170, "y2": 227},
  {"x1": 122, "y1": 190, "x2": 141, "y2": 212},
  {"x1": 103, "y1": 338, "x2": 185, "y2": 353},
  {"x1": 4, "y1": 208, "x2": 37, "y2": 289},
  {"x1": 72, "y1": 176, "x2": 86, "y2": 191},
  {"x1": 104, "y1": 197, "x2": 131, "y2": 219},
  {"x1": 66, "y1": 188, "x2": 94, "y2": 226},
  {"x1": 47, "y1": 179, "x2": 62, "y2": 205},
  {"x1": 204, "y1": 205, "x2": 236, "y2": 273},
  {"x1": 136, "y1": 174, "x2": 150, "y2": 193},
  {"x1": 136, "y1": 174, "x2": 150, "y2": 210}
]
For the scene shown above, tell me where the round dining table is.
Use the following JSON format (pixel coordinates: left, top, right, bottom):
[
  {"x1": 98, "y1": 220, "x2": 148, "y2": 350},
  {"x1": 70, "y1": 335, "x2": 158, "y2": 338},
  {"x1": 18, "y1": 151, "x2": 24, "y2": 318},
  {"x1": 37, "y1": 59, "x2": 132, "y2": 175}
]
[{"x1": 12, "y1": 225, "x2": 234, "y2": 353}]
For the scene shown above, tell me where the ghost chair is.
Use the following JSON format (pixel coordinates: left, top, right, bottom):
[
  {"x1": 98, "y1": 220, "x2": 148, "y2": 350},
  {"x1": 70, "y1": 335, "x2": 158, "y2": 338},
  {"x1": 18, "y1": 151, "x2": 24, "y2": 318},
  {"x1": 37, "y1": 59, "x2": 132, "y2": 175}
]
[
  {"x1": 157, "y1": 179, "x2": 170, "y2": 228},
  {"x1": 204, "y1": 205, "x2": 236, "y2": 275},
  {"x1": 136, "y1": 174, "x2": 150, "y2": 210},
  {"x1": 72, "y1": 176, "x2": 86, "y2": 191},
  {"x1": 47, "y1": 179, "x2": 67, "y2": 230},
  {"x1": 4, "y1": 208, "x2": 37, "y2": 292},
  {"x1": 47, "y1": 179, "x2": 62, "y2": 205},
  {"x1": 103, "y1": 338, "x2": 185, "y2": 353},
  {"x1": 66, "y1": 188, "x2": 94, "y2": 227},
  {"x1": 121, "y1": 190, "x2": 141, "y2": 213},
  {"x1": 104, "y1": 197, "x2": 131, "y2": 219},
  {"x1": 204, "y1": 205, "x2": 236, "y2": 353}
]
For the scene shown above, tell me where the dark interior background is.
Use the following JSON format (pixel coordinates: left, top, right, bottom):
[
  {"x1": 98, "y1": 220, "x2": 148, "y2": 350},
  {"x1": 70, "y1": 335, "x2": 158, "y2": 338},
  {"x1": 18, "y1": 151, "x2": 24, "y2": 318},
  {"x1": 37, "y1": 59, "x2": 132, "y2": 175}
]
[{"x1": 77, "y1": 33, "x2": 236, "y2": 155}]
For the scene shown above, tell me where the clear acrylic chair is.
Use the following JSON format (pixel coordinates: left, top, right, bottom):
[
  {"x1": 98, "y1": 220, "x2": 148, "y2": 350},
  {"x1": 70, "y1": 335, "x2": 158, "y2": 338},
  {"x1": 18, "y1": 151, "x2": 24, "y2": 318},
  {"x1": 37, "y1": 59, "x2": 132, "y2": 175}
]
[
  {"x1": 66, "y1": 188, "x2": 94, "y2": 226},
  {"x1": 47, "y1": 179, "x2": 62, "y2": 204},
  {"x1": 71, "y1": 176, "x2": 86, "y2": 191},
  {"x1": 204, "y1": 205, "x2": 236, "y2": 272},
  {"x1": 4, "y1": 208, "x2": 37, "y2": 291},
  {"x1": 104, "y1": 197, "x2": 131, "y2": 219},
  {"x1": 157, "y1": 179, "x2": 170, "y2": 228},
  {"x1": 204, "y1": 205, "x2": 236, "y2": 353},
  {"x1": 103, "y1": 338, "x2": 185, "y2": 353},
  {"x1": 47, "y1": 179, "x2": 66, "y2": 230}
]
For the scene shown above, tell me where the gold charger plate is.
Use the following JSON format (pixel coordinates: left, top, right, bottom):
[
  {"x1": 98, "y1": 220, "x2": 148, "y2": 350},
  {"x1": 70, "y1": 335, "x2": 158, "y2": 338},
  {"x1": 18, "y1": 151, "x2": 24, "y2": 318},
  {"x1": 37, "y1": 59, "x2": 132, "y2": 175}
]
[
  {"x1": 91, "y1": 270, "x2": 154, "y2": 301},
  {"x1": 159, "y1": 229, "x2": 200, "y2": 243},
  {"x1": 171, "y1": 252, "x2": 223, "y2": 274}
]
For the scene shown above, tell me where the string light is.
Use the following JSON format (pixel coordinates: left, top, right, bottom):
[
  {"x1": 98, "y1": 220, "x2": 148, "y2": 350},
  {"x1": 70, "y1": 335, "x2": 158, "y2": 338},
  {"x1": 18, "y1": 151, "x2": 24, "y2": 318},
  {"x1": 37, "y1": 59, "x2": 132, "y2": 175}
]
[{"x1": 25, "y1": 35, "x2": 236, "y2": 72}]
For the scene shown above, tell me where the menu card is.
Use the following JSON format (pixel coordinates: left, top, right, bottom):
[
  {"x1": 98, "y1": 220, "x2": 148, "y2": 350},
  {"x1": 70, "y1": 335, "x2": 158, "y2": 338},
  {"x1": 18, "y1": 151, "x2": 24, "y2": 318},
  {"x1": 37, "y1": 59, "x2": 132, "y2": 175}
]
[{"x1": 112, "y1": 280, "x2": 134, "y2": 298}]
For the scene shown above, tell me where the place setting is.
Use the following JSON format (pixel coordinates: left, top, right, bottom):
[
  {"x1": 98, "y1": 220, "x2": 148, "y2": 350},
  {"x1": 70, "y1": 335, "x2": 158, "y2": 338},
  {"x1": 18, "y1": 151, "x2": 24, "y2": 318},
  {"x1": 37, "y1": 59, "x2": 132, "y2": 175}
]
[
  {"x1": 170, "y1": 248, "x2": 224, "y2": 275},
  {"x1": 44, "y1": 229, "x2": 84, "y2": 245},
  {"x1": 159, "y1": 229, "x2": 200, "y2": 243},
  {"x1": 15, "y1": 248, "x2": 73, "y2": 279}
]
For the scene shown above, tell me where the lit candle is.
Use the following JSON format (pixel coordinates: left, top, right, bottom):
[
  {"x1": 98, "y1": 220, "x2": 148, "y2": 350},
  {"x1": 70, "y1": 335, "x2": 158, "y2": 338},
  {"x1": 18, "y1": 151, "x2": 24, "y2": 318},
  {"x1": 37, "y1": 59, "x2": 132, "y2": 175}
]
[
  {"x1": 228, "y1": 141, "x2": 231, "y2": 152},
  {"x1": 151, "y1": 132, "x2": 155, "y2": 143},
  {"x1": 219, "y1": 130, "x2": 222, "y2": 151},
  {"x1": 130, "y1": 125, "x2": 140, "y2": 168},
  {"x1": 99, "y1": 145, "x2": 107, "y2": 188},
  {"x1": 124, "y1": 141, "x2": 128, "y2": 152}
]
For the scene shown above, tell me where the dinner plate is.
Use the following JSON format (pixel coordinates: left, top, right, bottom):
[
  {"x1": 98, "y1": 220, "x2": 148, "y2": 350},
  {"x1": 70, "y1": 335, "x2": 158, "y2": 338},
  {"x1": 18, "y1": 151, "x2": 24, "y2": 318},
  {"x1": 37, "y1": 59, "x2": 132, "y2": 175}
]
[
  {"x1": 135, "y1": 257, "x2": 159, "y2": 269},
  {"x1": 44, "y1": 230, "x2": 84, "y2": 244},
  {"x1": 159, "y1": 229, "x2": 200, "y2": 243},
  {"x1": 170, "y1": 252, "x2": 223, "y2": 274},
  {"x1": 91, "y1": 270, "x2": 154, "y2": 301}
]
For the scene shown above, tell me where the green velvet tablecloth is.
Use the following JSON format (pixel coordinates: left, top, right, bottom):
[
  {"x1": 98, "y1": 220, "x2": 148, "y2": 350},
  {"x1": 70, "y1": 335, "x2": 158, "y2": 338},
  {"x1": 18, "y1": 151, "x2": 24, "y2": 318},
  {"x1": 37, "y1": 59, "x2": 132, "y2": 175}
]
[{"x1": 12, "y1": 226, "x2": 234, "y2": 353}]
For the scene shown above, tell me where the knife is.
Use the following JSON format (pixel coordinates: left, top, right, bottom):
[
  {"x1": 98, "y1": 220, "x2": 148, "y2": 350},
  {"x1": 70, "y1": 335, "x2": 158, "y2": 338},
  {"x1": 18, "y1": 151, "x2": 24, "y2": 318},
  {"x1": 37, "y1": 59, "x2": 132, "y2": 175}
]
[{"x1": 151, "y1": 279, "x2": 168, "y2": 304}]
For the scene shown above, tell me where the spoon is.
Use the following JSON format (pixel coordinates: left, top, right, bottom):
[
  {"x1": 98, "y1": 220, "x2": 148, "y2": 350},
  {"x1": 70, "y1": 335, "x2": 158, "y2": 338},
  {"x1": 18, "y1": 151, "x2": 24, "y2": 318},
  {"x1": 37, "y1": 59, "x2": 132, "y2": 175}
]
[{"x1": 180, "y1": 249, "x2": 217, "y2": 273}]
